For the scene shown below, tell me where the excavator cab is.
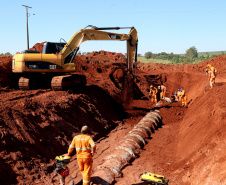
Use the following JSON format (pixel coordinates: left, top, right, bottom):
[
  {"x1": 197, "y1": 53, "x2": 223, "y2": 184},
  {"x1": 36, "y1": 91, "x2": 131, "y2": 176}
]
[{"x1": 42, "y1": 42, "x2": 66, "y2": 54}]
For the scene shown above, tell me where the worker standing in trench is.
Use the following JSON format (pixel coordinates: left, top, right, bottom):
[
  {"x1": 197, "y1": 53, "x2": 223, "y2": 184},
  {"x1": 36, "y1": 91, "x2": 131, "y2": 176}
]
[
  {"x1": 149, "y1": 85, "x2": 158, "y2": 103},
  {"x1": 174, "y1": 88, "x2": 187, "y2": 107},
  {"x1": 181, "y1": 89, "x2": 188, "y2": 107},
  {"x1": 158, "y1": 84, "x2": 167, "y2": 102},
  {"x1": 65, "y1": 126, "x2": 96, "y2": 185},
  {"x1": 177, "y1": 89, "x2": 183, "y2": 102}
]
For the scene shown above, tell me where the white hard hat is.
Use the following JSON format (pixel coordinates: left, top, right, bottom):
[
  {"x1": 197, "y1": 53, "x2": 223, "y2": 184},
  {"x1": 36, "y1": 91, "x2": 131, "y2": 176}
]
[{"x1": 81, "y1": 125, "x2": 89, "y2": 134}]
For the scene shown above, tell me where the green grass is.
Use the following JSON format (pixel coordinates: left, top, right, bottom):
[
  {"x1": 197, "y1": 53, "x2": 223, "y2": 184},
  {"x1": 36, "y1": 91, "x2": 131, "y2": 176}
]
[
  {"x1": 137, "y1": 57, "x2": 172, "y2": 64},
  {"x1": 138, "y1": 50, "x2": 226, "y2": 64},
  {"x1": 197, "y1": 51, "x2": 226, "y2": 57},
  {"x1": 179, "y1": 51, "x2": 226, "y2": 57}
]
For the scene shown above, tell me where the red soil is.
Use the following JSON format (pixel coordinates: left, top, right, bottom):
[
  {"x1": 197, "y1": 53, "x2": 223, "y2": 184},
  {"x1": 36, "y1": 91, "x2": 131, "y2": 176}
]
[
  {"x1": 0, "y1": 50, "x2": 225, "y2": 185},
  {"x1": 29, "y1": 42, "x2": 46, "y2": 53}
]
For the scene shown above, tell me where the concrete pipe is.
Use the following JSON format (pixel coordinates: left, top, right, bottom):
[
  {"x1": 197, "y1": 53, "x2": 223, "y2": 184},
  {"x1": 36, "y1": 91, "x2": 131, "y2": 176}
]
[
  {"x1": 137, "y1": 121, "x2": 156, "y2": 133},
  {"x1": 100, "y1": 157, "x2": 122, "y2": 176},
  {"x1": 133, "y1": 125, "x2": 152, "y2": 137},
  {"x1": 92, "y1": 168, "x2": 115, "y2": 185},
  {"x1": 124, "y1": 134, "x2": 146, "y2": 149},
  {"x1": 91, "y1": 110, "x2": 162, "y2": 185},
  {"x1": 129, "y1": 128, "x2": 147, "y2": 139}
]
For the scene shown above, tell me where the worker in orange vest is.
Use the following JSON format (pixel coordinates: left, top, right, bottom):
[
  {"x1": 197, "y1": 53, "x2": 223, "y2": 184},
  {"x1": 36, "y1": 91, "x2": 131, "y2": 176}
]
[
  {"x1": 208, "y1": 70, "x2": 215, "y2": 89},
  {"x1": 206, "y1": 64, "x2": 217, "y2": 76},
  {"x1": 205, "y1": 64, "x2": 217, "y2": 89},
  {"x1": 158, "y1": 85, "x2": 167, "y2": 102},
  {"x1": 181, "y1": 90, "x2": 187, "y2": 107},
  {"x1": 65, "y1": 126, "x2": 96, "y2": 185},
  {"x1": 177, "y1": 89, "x2": 183, "y2": 101},
  {"x1": 149, "y1": 85, "x2": 158, "y2": 103}
]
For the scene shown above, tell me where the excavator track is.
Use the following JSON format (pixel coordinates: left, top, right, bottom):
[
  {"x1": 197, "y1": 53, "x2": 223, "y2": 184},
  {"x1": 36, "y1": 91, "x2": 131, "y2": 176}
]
[
  {"x1": 18, "y1": 75, "x2": 52, "y2": 90},
  {"x1": 18, "y1": 74, "x2": 86, "y2": 90},
  {"x1": 18, "y1": 77, "x2": 30, "y2": 90},
  {"x1": 51, "y1": 74, "x2": 86, "y2": 90}
]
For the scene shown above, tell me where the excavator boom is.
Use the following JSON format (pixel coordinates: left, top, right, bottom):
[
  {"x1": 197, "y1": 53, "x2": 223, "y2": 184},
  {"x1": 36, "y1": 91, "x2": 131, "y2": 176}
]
[{"x1": 61, "y1": 26, "x2": 138, "y2": 71}]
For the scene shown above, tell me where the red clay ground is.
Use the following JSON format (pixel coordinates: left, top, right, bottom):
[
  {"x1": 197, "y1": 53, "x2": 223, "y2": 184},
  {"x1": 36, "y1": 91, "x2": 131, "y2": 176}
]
[{"x1": 0, "y1": 50, "x2": 225, "y2": 185}]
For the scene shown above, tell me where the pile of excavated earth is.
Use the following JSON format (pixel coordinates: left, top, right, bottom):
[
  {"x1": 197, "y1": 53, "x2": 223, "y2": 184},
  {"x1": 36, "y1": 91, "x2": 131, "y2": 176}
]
[{"x1": 0, "y1": 43, "x2": 225, "y2": 185}]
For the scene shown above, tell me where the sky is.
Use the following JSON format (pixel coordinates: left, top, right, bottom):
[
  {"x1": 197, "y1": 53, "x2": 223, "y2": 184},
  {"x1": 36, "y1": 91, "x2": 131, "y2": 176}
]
[{"x1": 0, "y1": 0, "x2": 226, "y2": 55}]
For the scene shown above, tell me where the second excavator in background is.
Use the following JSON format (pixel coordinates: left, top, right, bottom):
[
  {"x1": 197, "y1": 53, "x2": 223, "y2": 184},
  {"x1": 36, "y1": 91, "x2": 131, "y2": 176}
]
[{"x1": 12, "y1": 25, "x2": 138, "y2": 90}]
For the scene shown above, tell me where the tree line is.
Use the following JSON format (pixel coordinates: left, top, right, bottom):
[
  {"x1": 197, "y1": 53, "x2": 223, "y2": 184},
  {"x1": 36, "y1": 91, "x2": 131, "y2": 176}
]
[
  {"x1": 1, "y1": 47, "x2": 224, "y2": 64},
  {"x1": 144, "y1": 46, "x2": 224, "y2": 64},
  {"x1": 0, "y1": 52, "x2": 12, "y2": 56}
]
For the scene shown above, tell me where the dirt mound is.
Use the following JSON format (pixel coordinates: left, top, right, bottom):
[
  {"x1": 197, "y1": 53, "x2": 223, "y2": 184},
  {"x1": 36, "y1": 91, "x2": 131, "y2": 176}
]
[
  {"x1": 29, "y1": 42, "x2": 46, "y2": 53},
  {"x1": 77, "y1": 50, "x2": 126, "y2": 64},
  {"x1": 175, "y1": 78, "x2": 226, "y2": 184},
  {"x1": 0, "y1": 50, "x2": 225, "y2": 185},
  {"x1": 73, "y1": 51, "x2": 133, "y2": 105},
  {"x1": 0, "y1": 55, "x2": 14, "y2": 89},
  {"x1": 0, "y1": 49, "x2": 129, "y2": 101},
  {"x1": 0, "y1": 50, "x2": 129, "y2": 184},
  {"x1": 0, "y1": 88, "x2": 124, "y2": 184}
]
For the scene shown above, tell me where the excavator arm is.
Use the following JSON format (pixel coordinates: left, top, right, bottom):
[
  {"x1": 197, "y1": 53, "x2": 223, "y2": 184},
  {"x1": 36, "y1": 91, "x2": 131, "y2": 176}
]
[{"x1": 61, "y1": 26, "x2": 138, "y2": 72}]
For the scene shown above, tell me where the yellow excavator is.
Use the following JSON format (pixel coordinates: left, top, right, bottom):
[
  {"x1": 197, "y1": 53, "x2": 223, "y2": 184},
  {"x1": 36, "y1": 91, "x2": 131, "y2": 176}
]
[{"x1": 12, "y1": 25, "x2": 138, "y2": 90}]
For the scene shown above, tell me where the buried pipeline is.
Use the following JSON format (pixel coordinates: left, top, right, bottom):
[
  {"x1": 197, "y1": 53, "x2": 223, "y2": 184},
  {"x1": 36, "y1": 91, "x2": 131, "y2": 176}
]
[{"x1": 91, "y1": 110, "x2": 162, "y2": 185}]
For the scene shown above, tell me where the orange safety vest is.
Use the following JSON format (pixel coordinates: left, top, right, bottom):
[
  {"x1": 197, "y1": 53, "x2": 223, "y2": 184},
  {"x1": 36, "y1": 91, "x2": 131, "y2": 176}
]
[
  {"x1": 181, "y1": 91, "x2": 186, "y2": 97},
  {"x1": 208, "y1": 70, "x2": 214, "y2": 78},
  {"x1": 210, "y1": 66, "x2": 217, "y2": 75},
  {"x1": 177, "y1": 91, "x2": 182, "y2": 97},
  {"x1": 69, "y1": 134, "x2": 96, "y2": 158},
  {"x1": 150, "y1": 87, "x2": 157, "y2": 95}
]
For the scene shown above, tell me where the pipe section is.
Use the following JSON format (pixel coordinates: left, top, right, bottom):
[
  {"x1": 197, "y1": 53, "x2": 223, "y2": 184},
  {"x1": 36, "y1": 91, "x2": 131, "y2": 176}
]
[{"x1": 91, "y1": 110, "x2": 162, "y2": 185}]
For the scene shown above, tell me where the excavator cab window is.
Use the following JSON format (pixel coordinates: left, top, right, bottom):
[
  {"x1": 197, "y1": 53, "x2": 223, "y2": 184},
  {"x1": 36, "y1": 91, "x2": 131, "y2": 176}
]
[
  {"x1": 42, "y1": 42, "x2": 77, "y2": 64},
  {"x1": 43, "y1": 42, "x2": 66, "y2": 54}
]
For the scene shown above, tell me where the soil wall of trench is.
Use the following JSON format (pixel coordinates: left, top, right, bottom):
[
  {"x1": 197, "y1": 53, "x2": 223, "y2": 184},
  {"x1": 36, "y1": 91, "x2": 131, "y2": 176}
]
[
  {"x1": 0, "y1": 49, "x2": 131, "y2": 184},
  {"x1": 0, "y1": 88, "x2": 126, "y2": 184}
]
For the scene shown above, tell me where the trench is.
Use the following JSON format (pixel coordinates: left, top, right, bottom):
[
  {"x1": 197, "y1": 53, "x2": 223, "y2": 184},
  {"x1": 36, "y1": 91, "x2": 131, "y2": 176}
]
[
  {"x1": 90, "y1": 110, "x2": 162, "y2": 185},
  {"x1": 0, "y1": 80, "x2": 163, "y2": 185}
]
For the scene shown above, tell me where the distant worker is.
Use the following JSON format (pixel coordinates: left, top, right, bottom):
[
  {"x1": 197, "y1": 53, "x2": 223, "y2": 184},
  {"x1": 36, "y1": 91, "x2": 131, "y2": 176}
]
[
  {"x1": 149, "y1": 85, "x2": 158, "y2": 103},
  {"x1": 65, "y1": 126, "x2": 96, "y2": 185},
  {"x1": 181, "y1": 90, "x2": 187, "y2": 107},
  {"x1": 206, "y1": 64, "x2": 217, "y2": 76},
  {"x1": 177, "y1": 89, "x2": 183, "y2": 101},
  {"x1": 205, "y1": 64, "x2": 211, "y2": 70},
  {"x1": 210, "y1": 65, "x2": 217, "y2": 78},
  {"x1": 158, "y1": 85, "x2": 167, "y2": 102},
  {"x1": 205, "y1": 64, "x2": 217, "y2": 89}
]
